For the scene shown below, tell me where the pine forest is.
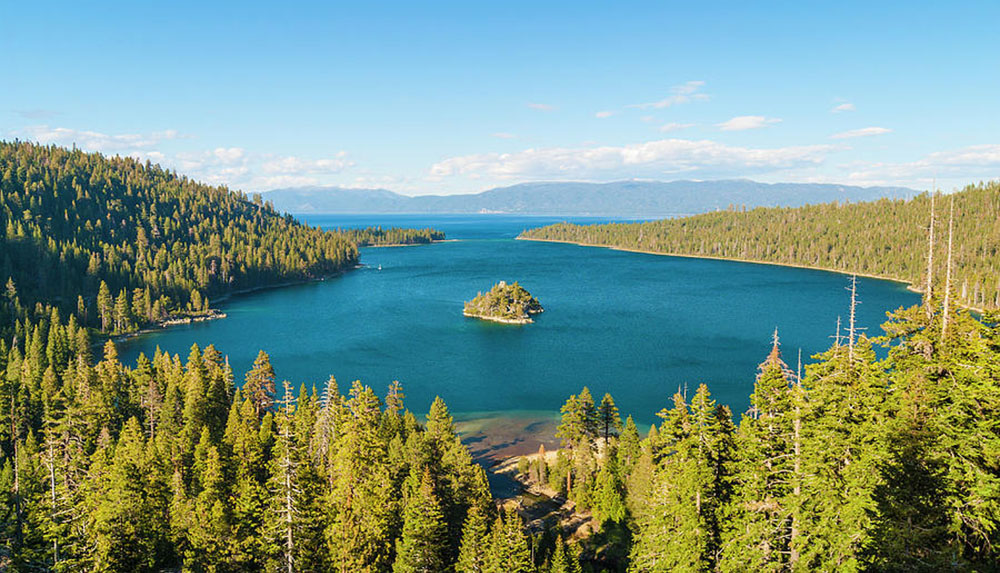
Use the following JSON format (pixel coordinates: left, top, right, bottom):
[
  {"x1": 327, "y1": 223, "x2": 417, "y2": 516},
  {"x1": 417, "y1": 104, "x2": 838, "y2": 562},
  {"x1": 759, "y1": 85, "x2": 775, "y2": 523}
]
[{"x1": 1, "y1": 144, "x2": 998, "y2": 571}]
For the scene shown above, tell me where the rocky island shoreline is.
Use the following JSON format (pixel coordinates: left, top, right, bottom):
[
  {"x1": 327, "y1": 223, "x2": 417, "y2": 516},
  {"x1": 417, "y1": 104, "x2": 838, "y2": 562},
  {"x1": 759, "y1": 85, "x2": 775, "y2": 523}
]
[{"x1": 463, "y1": 280, "x2": 544, "y2": 324}]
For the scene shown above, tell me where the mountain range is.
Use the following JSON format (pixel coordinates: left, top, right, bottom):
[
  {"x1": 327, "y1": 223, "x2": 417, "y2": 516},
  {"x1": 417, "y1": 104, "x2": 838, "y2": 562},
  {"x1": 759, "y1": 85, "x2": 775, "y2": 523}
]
[{"x1": 262, "y1": 180, "x2": 918, "y2": 217}]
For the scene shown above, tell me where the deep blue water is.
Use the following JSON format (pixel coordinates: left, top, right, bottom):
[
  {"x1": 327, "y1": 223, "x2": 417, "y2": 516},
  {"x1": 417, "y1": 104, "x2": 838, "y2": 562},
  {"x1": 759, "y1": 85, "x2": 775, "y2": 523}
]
[{"x1": 118, "y1": 215, "x2": 920, "y2": 430}]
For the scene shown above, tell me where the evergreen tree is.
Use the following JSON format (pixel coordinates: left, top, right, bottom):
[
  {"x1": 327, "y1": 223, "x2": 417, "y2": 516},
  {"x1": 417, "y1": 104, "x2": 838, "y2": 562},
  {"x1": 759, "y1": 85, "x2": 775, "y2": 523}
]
[
  {"x1": 394, "y1": 468, "x2": 448, "y2": 573},
  {"x1": 796, "y1": 336, "x2": 886, "y2": 571},
  {"x1": 96, "y1": 281, "x2": 113, "y2": 333},
  {"x1": 485, "y1": 508, "x2": 532, "y2": 573},
  {"x1": 224, "y1": 396, "x2": 269, "y2": 569},
  {"x1": 556, "y1": 387, "x2": 598, "y2": 494},
  {"x1": 593, "y1": 448, "x2": 626, "y2": 527},
  {"x1": 244, "y1": 350, "x2": 276, "y2": 419},
  {"x1": 597, "y1": 393, "x2": 623, "y2": 443},
  {"x1": 85, "y1": 418, "x2": 171, "y2": 572},
  {"x1": 326, "y1": 381, "x2": 396, "y2": 572},
  {"x1": 547, "y1": 536, "x2": 581, "y2": 573},
  {"x1": 719, "y1": 336, "x2": 794, "y2": 573},
  {"x1": 630, "y1": 385, "x2": 731, "y2": 572},
  {"x1": 267, "y1": 381, "x2": 299, "y2": 573},
  {"x1": 184, "y1": 441, "x2": 231, "y2": 571},
  {"x1": 457, "y1": 504, "x2": 491, "y2": 573}
]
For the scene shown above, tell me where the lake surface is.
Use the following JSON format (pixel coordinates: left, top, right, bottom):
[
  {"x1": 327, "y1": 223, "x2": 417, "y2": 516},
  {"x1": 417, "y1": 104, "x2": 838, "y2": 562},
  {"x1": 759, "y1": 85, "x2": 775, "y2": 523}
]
[{"x1": 119, "y1": 214, "x2": 920, "y2": 456}]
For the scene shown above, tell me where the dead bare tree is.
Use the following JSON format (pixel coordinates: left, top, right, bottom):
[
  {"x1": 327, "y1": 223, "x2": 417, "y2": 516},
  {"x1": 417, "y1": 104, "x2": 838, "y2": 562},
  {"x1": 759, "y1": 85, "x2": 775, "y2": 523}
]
[
  {"x1": 924, "y1": 191, "x2": 936, "y2": 319},
  {"x1": 942, "y1": 196, "x2": 955, "y2": 339}
]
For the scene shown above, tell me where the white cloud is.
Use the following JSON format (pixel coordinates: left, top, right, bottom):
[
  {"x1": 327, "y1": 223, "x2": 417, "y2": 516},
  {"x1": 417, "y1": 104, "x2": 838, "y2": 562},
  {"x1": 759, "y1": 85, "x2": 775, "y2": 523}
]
[
  {"x1": 429, "y1": 138, "x2": 835, "y2": 181},
  {"x1": 491, "y1": 132, "x2": 516, "y2": 139},
  {"x1": 831, "y1": 126, "x2": 892, "y2": 139},
  {"x1": 831, "y1": 102, "x2": 856, "y2": 113},
  {"x1": 18, "y1": 125, "x2": 183, "y2": 153},
  {"x1": 660, "y1": 122, "x2": 695, "y2": 133},
  {"x1": 15, "y1": 124, "x2": 355, "y2": 191},
  {"x1": 527, "y1": 102, "x2": 556, "y2": 111},
  {"x1": 595, "y1": 110, "x2": 616, "y2": 119},
  {"x1": 630, "y1": 81, "x2": 709, "y2": 109},
  {"x1": 717, "y1": 115, "x2": 782, "y2": 131},
  {"x1": 841, "y1": 144, "x2": 1000, "y2": 187},
  {"x1": 174, "y1": 148, "x2": 353, "y2": 190},
  {"x1": 925, "y1": 144, "x2": 1000, "y2": 167},
  {"x1": 213, "y1": 147, "x2": 246, "y2": 162},
  {"x1": 259, "y1": 152, "x2": 351, "y2": 175}
]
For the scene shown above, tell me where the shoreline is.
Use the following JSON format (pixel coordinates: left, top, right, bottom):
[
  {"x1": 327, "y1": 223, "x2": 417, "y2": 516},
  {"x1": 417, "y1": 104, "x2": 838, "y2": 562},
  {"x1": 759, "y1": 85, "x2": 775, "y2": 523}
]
[
  {"x1": 517, "y1": 236, "x2": 914, "y2": 286},
  {"x1": 99, "y1": 237, "x2": 449, "y2": 348},
  {"x1": 360, "y1": 238, "x2": 456, "y2": 248},
  {"x1": 102, "y1": 267, "x2": 355, "y2": 348},
  {"x1": 463, "y1": 311, "x2": 534, "y2": 324},
  {"x1": 517, "y1": 236, "x2": 986, "y2": 313}
]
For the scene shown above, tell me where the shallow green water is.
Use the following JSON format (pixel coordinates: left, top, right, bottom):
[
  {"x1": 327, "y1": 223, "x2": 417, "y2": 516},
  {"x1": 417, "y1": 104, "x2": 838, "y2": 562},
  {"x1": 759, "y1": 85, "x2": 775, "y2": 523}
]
[{"x1": 119, "y1": 215, "x2": 919, "y2": 431}]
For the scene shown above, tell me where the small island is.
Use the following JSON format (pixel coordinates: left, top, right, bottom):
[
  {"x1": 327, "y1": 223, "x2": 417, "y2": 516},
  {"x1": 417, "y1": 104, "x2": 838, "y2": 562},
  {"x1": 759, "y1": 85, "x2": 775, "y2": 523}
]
[{"x1": 464, "y1": 281, "x2": 544, "y2": 324}]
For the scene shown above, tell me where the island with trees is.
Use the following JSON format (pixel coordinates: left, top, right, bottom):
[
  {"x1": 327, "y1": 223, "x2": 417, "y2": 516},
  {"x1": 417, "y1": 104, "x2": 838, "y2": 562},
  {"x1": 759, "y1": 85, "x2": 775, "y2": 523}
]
[{"x1": 463, "y1": 281, "x2": 544, "y2": 324}]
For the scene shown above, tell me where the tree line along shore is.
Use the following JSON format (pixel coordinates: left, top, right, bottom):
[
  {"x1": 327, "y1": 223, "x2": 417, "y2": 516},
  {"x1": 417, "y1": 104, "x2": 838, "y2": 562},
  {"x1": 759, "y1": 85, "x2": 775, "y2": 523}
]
[{"x1": 520, "y1": 181, "x2": 1000, "y2": 312}]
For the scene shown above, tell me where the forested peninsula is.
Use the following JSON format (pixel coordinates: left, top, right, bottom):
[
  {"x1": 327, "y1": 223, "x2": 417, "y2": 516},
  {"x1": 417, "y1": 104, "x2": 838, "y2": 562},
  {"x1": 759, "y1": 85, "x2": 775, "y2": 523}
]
[
  {"x1": 339, "y1": 225, "x2": 446, "y2": 247},
  {"x1": 520, "y1": 181, "x2": 1000, "y2": 311},
  {"x1": 0, "y1": 142, "x2": 440, "y2": 341}
]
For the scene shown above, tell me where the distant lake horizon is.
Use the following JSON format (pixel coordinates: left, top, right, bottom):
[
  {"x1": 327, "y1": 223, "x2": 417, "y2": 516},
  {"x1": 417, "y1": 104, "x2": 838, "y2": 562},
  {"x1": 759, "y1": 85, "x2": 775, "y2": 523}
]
[{"x1": 118, "y1": 214, "x2": 920, "y2": 458}]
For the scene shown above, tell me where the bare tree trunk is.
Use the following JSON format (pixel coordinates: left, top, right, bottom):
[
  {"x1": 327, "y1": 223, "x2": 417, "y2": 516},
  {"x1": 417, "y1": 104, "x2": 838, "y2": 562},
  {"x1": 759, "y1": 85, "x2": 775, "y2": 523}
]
[
  {"x1": 12, "y1": 394, "x2": 22, "y2": 547},
  {"x1": 942, "y1": 196, "x2": 955, "y2": 339},
  {"x1": 848, "y1": 275, "x2": 858, "y2": 362},
  {"x1": 285, "y1": 446, "x2": 294, "y2": 573},
  {"x1": 279, "y1": 380, "x2": 296, "y2": 573},
  {"x1": 834, "y1": 315, "x2": 842, "y2": 348},
  {"x1": 790, "y1": 351, "x2": 803, "y2": 569},
  {"x1": 566, "y1": 457, "x2": 572, "y2": 494},
  {"x1": 925, "y1": 192, "x2": 936, "y2": 319}
]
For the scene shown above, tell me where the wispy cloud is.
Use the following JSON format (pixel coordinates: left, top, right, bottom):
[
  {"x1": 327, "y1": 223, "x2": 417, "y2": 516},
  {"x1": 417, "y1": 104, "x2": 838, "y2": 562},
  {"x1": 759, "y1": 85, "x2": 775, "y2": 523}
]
[
  {"x1": 831, "y1": 126, "x2": 892, "y2": 139},
  {"x1": 491, "y1": 132, "x2": 517, "y2": 139},
  {"x1": 831, "y1": 102, "x2": 855, "y2": 113},
  {"x1": 527, "y1": 102, "x2": 556, "y2": 111},
  {"x1": 594, "y1": 110, "x2": 616, "y2": 119},
  {"x1": 844, "y1": 144, "x2": 1000, "y2": 187},
  {"x1": 659, "y1": 122, "x2": 695, "y2": 133},
  {"x1": 15, "y1": 109, "x2": 60, "y2": 120},
  {"x1": 18, "y1": 125, "x2": 183, "y2": 152},
  {"x1": 630, "y1": 81, "x2": 709, "y2": 109},
  {"x1": 429, "y1": 138, "x2": 834, "y2": 181},
  {"x1": 717, "y1": 115, "x2": 782, "y2": 131},
  {"x1": 176, "y1": 148, "x2": 353, "y2": 189},
  {"x1": 14, "y1": 124, "x2": 354, "y2": 191}
]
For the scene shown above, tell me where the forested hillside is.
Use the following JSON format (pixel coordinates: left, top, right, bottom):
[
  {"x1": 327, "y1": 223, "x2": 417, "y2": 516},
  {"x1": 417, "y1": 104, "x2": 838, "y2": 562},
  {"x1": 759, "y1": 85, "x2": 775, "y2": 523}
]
[
  {"x1": 0, "y1": 142, "x2": 360, "y2": 339},
  {"x1": 0, "y1": 142, "x2": 443, "y2": 341},
  {"x1": 0, "y1": 317, "x2": 512, "y2": 570},
  {"x1": 520, "y1": 181, "x2": 1000, "y2": 310}
]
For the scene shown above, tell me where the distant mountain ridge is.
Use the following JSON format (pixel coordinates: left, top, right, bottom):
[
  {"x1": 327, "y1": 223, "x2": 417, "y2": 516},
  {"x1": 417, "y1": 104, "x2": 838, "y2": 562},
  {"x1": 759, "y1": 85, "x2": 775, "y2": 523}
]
[{"x1": 262, "y1": 180, "x2": 918, "y2": 217}]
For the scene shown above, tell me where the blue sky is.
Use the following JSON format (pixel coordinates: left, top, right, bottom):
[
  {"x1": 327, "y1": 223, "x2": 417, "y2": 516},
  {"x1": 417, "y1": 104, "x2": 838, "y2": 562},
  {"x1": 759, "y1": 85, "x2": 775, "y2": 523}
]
[{"x1": 3, "y1": 1, "x2": 998, "y2": 194}]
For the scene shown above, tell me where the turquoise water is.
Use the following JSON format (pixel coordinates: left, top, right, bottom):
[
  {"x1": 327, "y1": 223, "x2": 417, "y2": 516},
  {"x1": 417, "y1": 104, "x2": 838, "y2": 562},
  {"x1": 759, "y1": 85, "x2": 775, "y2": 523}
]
[{"x1": 119, "y1": 215, "x2": 919, "y2": 432}]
